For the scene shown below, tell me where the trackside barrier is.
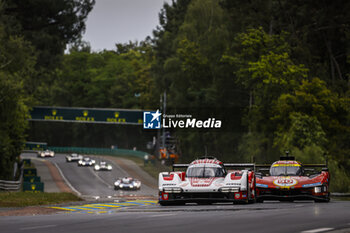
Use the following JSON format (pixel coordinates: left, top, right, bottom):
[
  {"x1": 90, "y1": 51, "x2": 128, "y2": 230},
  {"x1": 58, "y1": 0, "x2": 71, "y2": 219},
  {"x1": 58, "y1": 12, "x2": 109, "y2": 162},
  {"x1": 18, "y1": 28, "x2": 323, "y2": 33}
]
[
  {"x1": 23, "y1": 168, "x2": 37, "y2": 176},
  {"x1": 23, "y1": 176, "x2": 41, "y2": 182},
  {"x1": 0, "y1": 179, "x2": 22, "y2": 191},
  {"x1": 22, "y1": 159, "x2": 31, "y2": 166},
  {"x1": 23, "y1": 182, "x2": 44, "y2": 192},
  {"x1": 0, "y1": 164, "x2": 23, "y2": 191},
  {"x1": 48, "y1": 146, "x2": 149, "y2": 159}
]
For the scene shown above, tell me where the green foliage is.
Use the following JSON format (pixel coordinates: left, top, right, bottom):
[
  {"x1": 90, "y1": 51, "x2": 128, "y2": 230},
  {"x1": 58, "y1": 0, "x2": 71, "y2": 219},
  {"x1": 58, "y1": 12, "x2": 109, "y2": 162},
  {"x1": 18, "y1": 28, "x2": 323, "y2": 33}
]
[
  {"x1": 0, "y1": 0, "x2": 94, "y2": 179},
  {"x1": 273, "y1": 78, "x2": 350, "y2": 162},
  {"x1": 0, "y1": 76, "x2": 31, "y2": 179},
  {"x1": 0, "y1": 3, "x2": 36, "y2": 178},
  {"x1": 328, "y1": 160, "x2": 350, "y2": 193},
  {"x1": 291, "y1": 145, "x2": 325, "y2": 164},
  {"x1": 3, "y1": 0, "x2": 95, "y2": 68},
  {"x1": 51, "y1": 41, "x2": 156, "y2": 109},
  {"x1": 274, "y1": 112, "x2": 327, "y2": 151}
]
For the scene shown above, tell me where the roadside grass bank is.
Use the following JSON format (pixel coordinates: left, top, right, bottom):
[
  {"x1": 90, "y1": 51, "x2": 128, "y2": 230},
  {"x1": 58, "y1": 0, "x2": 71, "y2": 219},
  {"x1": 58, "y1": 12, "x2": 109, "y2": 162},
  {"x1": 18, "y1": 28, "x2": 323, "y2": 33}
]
[{"x1": 0, "y1": 192, "x2": 82, "y2": 207}]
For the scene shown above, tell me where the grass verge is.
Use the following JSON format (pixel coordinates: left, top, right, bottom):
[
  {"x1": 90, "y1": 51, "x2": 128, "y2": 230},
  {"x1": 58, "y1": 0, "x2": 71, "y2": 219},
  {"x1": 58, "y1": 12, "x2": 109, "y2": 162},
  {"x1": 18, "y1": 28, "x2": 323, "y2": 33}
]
[
  {"x1": 0, "y1": 192, "x2": 82, "y2": 207},
  {"x1": 98, "y1": 154, "x2": 171, "y2": 179}
]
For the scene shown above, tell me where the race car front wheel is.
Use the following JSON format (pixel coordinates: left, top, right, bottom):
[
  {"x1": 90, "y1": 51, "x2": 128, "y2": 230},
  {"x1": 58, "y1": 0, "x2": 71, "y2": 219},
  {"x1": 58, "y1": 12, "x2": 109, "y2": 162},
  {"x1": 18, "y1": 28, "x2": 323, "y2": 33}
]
[{"x1": 159, "y1": 201, "x2": 185, "y2": 206}]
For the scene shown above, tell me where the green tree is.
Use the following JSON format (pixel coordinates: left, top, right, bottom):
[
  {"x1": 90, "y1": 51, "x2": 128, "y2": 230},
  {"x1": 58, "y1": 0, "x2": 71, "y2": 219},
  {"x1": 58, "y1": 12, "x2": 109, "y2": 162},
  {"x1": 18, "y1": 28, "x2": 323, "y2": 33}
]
[
  {"x1": 3, "y1": 0, "x2": 95, "y2": 68},
  {"x1": 0, "y1": 3, "x2": 35, "y2": 178}
]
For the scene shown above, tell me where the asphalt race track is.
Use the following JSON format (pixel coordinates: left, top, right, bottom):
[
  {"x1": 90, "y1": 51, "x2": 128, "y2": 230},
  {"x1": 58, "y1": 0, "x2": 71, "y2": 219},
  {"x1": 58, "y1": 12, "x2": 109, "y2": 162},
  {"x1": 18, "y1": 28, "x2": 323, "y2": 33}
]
[
  {"x1": 5, "y1": 153, "x2": 350, "y2": 233},
  {"x1": 21, "y1": 153, "x2": 156, "y2": 198},
  {"x1": 1, "y1": 201, "x2": 350, "y2": 233}
]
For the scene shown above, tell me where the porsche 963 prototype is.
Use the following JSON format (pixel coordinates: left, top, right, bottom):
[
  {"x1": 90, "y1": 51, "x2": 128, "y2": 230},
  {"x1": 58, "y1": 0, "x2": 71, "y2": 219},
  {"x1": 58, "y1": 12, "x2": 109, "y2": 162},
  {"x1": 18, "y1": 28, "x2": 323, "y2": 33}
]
[{"x1": 158, "y1": 157, "x2": 256, "y2": 205}]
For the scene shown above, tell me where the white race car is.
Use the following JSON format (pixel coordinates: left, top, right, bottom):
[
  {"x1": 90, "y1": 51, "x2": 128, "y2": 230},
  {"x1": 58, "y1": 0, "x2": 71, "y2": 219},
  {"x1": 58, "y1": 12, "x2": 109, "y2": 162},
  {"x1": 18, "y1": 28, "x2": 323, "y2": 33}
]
[
  {"x1": 78, "y1": 157, "x2": 96, "y2": 166},
  {"x1": 94, "y1": 161, "x2": 112, "y2": 171},
  {"x1": 38, "y1": 150, "x2": 55, "y2": 158},
  {"x1": 66, "y1": 153, "x2": 83, "y2": 162},
  {"x1": 114, "y1": 177, "x2": 141, "y2": 190},
  {"x1": 158, "y1": 157, "x2": 256, "y2": 205}
]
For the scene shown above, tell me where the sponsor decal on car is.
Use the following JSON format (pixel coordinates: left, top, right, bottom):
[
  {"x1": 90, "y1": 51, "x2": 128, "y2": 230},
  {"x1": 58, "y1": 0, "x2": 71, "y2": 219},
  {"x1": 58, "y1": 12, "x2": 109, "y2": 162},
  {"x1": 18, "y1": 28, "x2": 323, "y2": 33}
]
[
  {"x1": 256, "y1": 183, "x2": 268, "y2": 188},
  {"x1": 302, "y1": 182, "x2": 322, "y2": 188},
  {"x1": 179, "y1": 182, "x2": 189, "y2": 187},
  {"x1": 273, "y1": 176, "x2": 298, "y2": 188},
  {"x1": 190, "y1": 177, "x2": 216, "y2": 187}
]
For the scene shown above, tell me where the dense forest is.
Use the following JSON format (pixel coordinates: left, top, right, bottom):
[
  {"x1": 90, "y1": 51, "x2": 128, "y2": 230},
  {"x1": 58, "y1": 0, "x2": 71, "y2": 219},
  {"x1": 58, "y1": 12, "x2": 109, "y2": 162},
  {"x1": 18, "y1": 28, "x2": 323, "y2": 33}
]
[{"x1": 0, "y1": 0, "x2": 349, "y2": 191}]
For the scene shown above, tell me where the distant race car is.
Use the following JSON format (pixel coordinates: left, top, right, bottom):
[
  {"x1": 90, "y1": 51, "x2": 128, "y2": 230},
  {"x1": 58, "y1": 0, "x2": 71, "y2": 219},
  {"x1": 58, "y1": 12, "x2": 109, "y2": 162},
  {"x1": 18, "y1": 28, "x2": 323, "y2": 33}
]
[
  {"x1": 94, "y1": 161, "x2": 112, "y2": 171},
  {"x1": 255, "y1": 154, "x2": 330, "y2": 202},
  {"x1": 158, "y1": 157, "x2": 256, "y2": 205},
  {"x1": 38, "y1": 150, "x2": 55, "y2": 158},
  {"x1": 66, "y1": 153, "x2": 83, "y2": 162},
  {"x1": 78, "y1": 157, "x2": 96, "y2": 166},
  {"x1": 114, "y1": 177, "x2": 141, "y2": 190}
]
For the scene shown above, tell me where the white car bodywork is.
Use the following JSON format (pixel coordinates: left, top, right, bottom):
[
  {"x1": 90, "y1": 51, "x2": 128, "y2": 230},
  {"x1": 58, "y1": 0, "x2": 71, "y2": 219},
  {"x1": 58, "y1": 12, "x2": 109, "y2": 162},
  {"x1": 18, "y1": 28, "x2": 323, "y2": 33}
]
[
  {"x1": 38, "y1": 150, "x2": 55, "y2": 158},
  {"x1": 114, "y1": 177, "x2": 141, "y2": 190},
  {"x1": 78, "y1": 157, "x2": 96, "y2": 166},
  {"x1": 158, "y1": 158, "x2": 255, "y2": 205},
  {"x1": 66, "y1": 153, "x2": 83, "y2": 162},
  {"x1": 94, "y1": 161, "x2": 112, "y2": 171}
]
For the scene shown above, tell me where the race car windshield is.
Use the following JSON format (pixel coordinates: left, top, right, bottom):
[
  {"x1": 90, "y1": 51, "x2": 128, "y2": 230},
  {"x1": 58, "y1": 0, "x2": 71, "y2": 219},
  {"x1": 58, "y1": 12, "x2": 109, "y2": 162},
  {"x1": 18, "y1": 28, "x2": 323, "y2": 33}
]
[
  {"x1": 270, "y1": 166, "x2": 303, "y2": 176},
  {"x1": 186, "y1": 167, "x2": 226, "y2": 178}
]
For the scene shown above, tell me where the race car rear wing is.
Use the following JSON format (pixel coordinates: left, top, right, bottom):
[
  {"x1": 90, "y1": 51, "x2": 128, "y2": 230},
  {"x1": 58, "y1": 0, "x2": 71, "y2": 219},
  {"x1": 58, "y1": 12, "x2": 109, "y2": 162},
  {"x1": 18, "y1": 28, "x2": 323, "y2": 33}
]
[
  {"x1": 303, "y1": 164, "x2": 327, "y2": 168},
  {"x1": 172, "y1": 164, "x2": 189, "y2": 171},
  {"x1": 255, "y1": 164, "x2": 271, "y2": 173},
  {"x1": 304, "y1": 164, "x2": 328, "y2": 171},
  {"x1": 224, "y1": 163, "x2": 255, "y2": 170}
]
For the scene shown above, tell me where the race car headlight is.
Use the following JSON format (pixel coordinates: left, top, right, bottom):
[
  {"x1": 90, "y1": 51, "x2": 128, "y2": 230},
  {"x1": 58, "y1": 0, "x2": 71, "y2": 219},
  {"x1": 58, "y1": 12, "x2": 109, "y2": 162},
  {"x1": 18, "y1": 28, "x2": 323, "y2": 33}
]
[
  {"x1": 92, "y1": 160, "x2": 96, "y2": 164},
  {"x1": 163, "y1": 187, "x2": 182, "y2": 193},
  {"x1": 78, "y1": 160, "x2": 82, "y2": 164},
  {"x1": 95, "y1": 165, "x2": 100, "y2": 170},
  {"x1": 130, "y1": 185, "x2": 134, "y2": 188},
  {"x1": 314, "y1": 186, "x2": 322, "y2": 193},
  {"x1": 119, "y1": 184, "x2": 123, "y2": 188},
  {"x1": 114, "y1": 182, "x2": 120, "y2": 186},
  {"x1": 220, "y1": 187, "x2": 240, "y2": 193},
  {"x1": 107, "y1": 165, "x2": 112, "y2": 170}
]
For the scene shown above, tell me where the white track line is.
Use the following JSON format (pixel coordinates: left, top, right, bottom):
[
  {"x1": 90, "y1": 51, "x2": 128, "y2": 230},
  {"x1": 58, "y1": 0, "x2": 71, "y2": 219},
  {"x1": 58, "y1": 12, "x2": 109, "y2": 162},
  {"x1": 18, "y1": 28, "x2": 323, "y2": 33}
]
[
  {"x1": 301, "y1": 228, "x2": 334, "y2": 233},
  {"x1": 20, "y1": 224, "x2": 57, "y2": 230},
  {"x1": 88, "y1": 166, "x2": 113, "y2": 188},
  {"x1": 147, "y1": 214, "x2": 177, "y2": 218},
  {"x1": 53, "y1": 162, "x2": 82, "y2": 196}
]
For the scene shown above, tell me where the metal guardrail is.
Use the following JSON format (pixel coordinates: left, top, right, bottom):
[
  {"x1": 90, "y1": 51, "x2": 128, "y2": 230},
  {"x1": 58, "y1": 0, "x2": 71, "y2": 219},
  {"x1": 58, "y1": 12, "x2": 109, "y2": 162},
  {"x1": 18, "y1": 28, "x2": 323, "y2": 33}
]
[
  {"x1": 48, "y1": 146, "x2": 149, "y2": 158},
  {"x1": 0, "y1": 166, "x2": 23, "y2": 191}
]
